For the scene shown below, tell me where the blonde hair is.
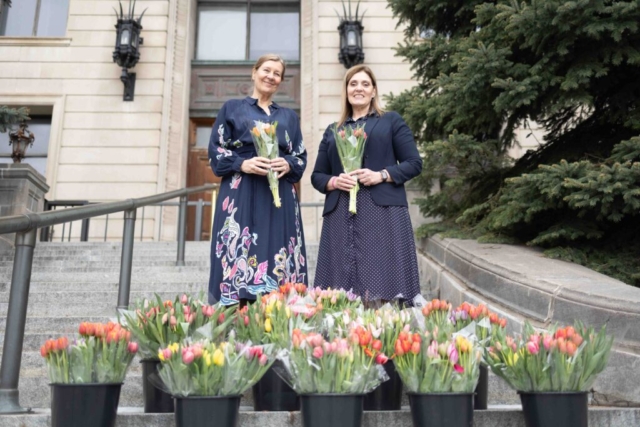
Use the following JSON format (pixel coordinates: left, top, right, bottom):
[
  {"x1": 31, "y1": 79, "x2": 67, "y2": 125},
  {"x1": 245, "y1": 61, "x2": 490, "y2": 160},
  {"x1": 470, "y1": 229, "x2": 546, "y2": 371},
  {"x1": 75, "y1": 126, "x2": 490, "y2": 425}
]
[
  {"x1": 338, "y1": 65, "x2": 385, "y2": 127},
  {"x1": 252, "y1": 54, "x2": 286, "y2": 78}
]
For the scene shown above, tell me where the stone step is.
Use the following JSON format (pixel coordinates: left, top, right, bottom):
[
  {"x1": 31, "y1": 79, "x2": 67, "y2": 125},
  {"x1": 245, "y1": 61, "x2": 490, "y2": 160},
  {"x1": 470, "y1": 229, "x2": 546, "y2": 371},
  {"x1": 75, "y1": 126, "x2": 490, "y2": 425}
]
[
  {"x1": 0, "y1": 281, "x2": 209, "y2": 294},
  {"x1": 0, "y1": 266, "x2": 211, "y2": 275},
  {"x1": 3, "y1": 406, "x2": 639, "y2": 427},
  {"x1": 1, "y1": 272, "x2": 211, "y2": 283}
]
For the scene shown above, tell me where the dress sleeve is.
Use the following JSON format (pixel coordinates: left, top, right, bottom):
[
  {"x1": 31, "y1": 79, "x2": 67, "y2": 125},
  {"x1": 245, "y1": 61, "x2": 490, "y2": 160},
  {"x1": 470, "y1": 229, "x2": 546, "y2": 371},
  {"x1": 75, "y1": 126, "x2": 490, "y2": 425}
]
[
  {"x1": 208, "y1": 102, "x2": 245, "y2": 178},
  {"x1": 283, "y1": 113, "x2": 308, "y2": 184},
  {"x1": 385, "y1": 112, "x2": 423, "y2": 185},
  {"x1": 311, "y1": 126, "x2": 334, "y2": 194}
]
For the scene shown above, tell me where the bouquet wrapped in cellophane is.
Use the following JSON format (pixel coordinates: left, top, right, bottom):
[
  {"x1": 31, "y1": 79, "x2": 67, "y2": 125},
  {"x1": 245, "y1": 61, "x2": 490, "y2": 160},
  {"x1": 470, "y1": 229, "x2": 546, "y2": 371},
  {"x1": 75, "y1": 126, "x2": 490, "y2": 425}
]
[
  {"x1": 119, "y1": 293, "x2": 234, "y2": 360},
  {"x1": 41, "y1": 321, "x2": 139, "y2": 384},
  {"x1": 250, "y1": 120, "x2": 281, "y2": 207},
  {"x1": 393, "y1": 324, "x2": 481, "y2": 393},
  {"x1": 485, "y1": 321, "x2": 613, "y2": 392},
  {"x1": 277, "y1": 327, "x2": 389, "y2": 394},
  {"x1": 332, "y1": 124, "x2": 367, "y2": 214},
  {"x1": 156, "y1": 339, "x2": 275, "y2": 396}
]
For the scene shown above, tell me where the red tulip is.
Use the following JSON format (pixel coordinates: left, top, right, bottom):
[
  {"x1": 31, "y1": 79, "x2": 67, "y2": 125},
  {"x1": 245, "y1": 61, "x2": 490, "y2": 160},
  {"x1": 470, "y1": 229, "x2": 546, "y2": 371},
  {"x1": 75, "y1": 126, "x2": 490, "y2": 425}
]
[
  {"x1": 40, "y1": 345, "x2": 48, "y2": 358},
  {"x1": 410, "y1": 341, "x2": 420, "y2": 355},
  {"x1": 375, "y1": 353, "x2": 389, "y2": 364},
  {"x1": 372, "y1": 340, "x2": 382, "y2": 352},
  {"x1": 127, "y1": 342, "x2": 139, "y2": 354},
  {"x1": 259, "y1": 354, "x2": 268, "y2": 366}
]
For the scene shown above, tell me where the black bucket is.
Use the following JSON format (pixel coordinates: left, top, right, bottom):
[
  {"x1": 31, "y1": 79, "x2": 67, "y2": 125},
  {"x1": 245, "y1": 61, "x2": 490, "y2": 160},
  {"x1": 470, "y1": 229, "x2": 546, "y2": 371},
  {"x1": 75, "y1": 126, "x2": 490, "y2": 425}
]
[
  {"x1": 141, "y1": 359, "x2": 174, "y2": 413},
  {"x1": 174, "y1": 395, "x2": 241, "y2": 427},
  {"x1": 474, "y1": 364, "x2": 488, "y2": 410},
  {"x1": 519, "y1": 391, "x2": 588, "y2": 427},
  {"x1": 363, "y1": 362, "x2": 403, "y2": 410},
  {"x1": 408, "y1": 393, "x2": 473, "y2": 427},
  {"x1": 301, "y1": 394, "x2": 364, "y2": 427},
  {"x1": 253, "y1": 360, "x2": 300, "y2": 411},
  {"x1": 50, "y1": 383, "x2": 122, "y2": 427}
]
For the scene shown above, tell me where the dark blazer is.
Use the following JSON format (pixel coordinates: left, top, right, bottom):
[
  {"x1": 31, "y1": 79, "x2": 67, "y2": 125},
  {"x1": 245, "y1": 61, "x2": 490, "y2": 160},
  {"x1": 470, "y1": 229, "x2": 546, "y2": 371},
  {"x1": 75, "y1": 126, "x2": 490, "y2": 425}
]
[{"x1": 311, "y1": 111, "x2": 422, "y2": 216}]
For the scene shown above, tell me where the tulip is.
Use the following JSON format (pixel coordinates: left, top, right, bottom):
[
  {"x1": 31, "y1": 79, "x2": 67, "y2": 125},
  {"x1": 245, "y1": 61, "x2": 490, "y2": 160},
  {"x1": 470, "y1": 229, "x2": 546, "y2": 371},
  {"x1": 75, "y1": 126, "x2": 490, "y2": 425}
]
[
  {"x1": 312, "y1": 346, "x2": 324, "y2": 359},
  {"x1": 555, "y1": 328, "x2": 567, "y2": 339},
  {"x1": 447, "y1": 343, "x2": 459, "y2": 365},
  {"x1": 454, "y1": 364, "x2": 464, "y2": 373},
  {"x1": 566, "y1": 326, "x2": 575, "y2": 339},
  {"x1": 375, "y1": 353, "x2": 389, "y2": 364},
  {"x1": 543, "y1": 334, "x2": 553, "y2": 351},
  {"x1": 401, "y1": 339, "x2": 412, "y2": 354},
  {"x1": 410, "y1": 341, "x2": 420, "y2": 355},
  {"x1": 170, "y1": 316, "x2": 177, "y2": 327},
  {"x1": 372, "y1": 340, "x2": 382, "y2": 352},
  {"x1": 127, "y1": 342, "x2": 139, "y2": 354},
  {"x1": 213, "y1": 349, "x2": 225, "y2": 366},
  {"x1": 526, "y1": 341, "x2": 539, "y2": 355},
  {"x1": 426, "y1": 341, "x2": 439, "y2": 359},
  {"x1": 572, "y1": 334, "x2": 584, "y2": 347},
  {"x1": 258, "y1": 354, "x2": 269, "y2": 366},
  {"x1": 218, "y1": 313, "x2": 226, "y2": 324},
  {"x1": 394, "y1": 340, "x2": 405, "y2": 357},
  {"x1": 566, "y1": 341, "x2": 577, "y2": 357},
  {"x1": 161, "y1": 313, "x2": 169, "y2": 324},
  {"x1": 558, "y1": 339, "x2": 567, "y2": 354},
  {"x1": 181, "y1": 294, "x2": 189, "y2": 305},
  {"x1": 40, "y1": 345, "x2": 48, "y2": 358},
  {"x1": 162, "y1": 348, "x2": 173, "y2": 361}
]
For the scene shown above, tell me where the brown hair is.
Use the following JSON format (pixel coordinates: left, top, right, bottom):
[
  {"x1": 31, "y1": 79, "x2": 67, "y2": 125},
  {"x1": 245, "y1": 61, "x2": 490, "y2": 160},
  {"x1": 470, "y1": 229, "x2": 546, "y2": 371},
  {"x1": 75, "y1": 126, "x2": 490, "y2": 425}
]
[
  {"x1": 338, "y1": 65, "x2": 385, "y2": 127},
  {"x1": 252, "y1": 54, "x2": 286, "y2": 78}
]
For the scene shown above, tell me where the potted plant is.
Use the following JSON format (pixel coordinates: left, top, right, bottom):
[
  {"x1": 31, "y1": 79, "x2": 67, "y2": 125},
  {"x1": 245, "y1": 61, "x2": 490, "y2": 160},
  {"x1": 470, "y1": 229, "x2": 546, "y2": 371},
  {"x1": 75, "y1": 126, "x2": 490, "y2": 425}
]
[
  {"x1": 119, "y1": 293, "x2": 233, "y2": 413},
  {"x1": 238, "y1": 284, "x2": 319, "y2": 411},
  {"x1": 279, "y1": 327, "x2": 388, "y2": 427},
  {"x1": 450, "y1": 302, "x2": 507, "y2": 409},
  {"x1": 486, "y1": 321, "x2": 613, "y2": 427},
  {"x1": 393, "y1": 325, "x2": 480, "y2": 427},
  {"x1": 156, "y1": 339, "x2": 274, "y2": 427},
  {"x1": 41, "y1": 322, "x2": 139, "y2": 427}
]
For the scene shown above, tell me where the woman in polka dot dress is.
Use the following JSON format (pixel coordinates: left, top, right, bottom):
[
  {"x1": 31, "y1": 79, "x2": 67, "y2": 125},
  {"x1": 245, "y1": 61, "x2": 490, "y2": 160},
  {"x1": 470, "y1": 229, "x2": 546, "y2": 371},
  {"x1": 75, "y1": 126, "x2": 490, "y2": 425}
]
[{"x1": 311, "y1": 65, "x2": 422, "y2": 305}]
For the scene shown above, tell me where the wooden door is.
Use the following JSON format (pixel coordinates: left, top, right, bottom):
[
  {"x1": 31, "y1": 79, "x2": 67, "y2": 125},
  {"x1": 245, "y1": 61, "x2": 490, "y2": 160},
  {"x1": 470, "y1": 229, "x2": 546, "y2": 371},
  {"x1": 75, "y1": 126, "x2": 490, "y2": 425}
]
[{"x1": 187, "y1": 118, "x2": 221, "y2": 241}]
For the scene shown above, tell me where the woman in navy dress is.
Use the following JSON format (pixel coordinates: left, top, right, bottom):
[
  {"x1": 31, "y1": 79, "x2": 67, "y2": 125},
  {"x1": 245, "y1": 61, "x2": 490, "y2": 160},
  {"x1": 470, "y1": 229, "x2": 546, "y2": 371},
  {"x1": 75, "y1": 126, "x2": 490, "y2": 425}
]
[
  {"x1": 208, "y1": 54, "x2": 308, "y2": 305},
  {"x1": 311, "y1": 65, "x2": 422, "y2": 305}
]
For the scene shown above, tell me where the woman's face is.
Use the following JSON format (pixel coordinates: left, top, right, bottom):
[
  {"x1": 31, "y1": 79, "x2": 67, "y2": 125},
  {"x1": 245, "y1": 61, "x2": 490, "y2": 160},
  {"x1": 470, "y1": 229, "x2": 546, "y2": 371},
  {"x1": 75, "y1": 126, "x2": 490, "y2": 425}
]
[
  {"x1": 347, "y1": 71, "x2": 376, "y2": 110},
  {"x1": 252, "y1": 60, "x2": 284, "y2": 96}
]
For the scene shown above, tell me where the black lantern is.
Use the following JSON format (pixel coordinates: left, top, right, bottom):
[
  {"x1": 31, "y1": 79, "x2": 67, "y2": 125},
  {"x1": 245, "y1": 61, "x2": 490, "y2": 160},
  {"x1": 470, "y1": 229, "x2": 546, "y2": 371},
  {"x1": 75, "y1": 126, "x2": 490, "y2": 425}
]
[
  {"x1": 9, "y1": 121, "x2": 35, "y2": 164},
  {"x1": 112, "y1": 0, "x2": 146, "y2": 101},
  {"x1": 336, "y1": 0, "x2": 365, "y2": 69}
]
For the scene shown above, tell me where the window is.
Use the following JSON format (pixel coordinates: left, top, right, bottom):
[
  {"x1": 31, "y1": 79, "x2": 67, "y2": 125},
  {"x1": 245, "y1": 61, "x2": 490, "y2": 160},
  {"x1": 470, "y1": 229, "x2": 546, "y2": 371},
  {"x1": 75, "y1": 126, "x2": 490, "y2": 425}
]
[
  {"x1": 0, "y1": 115, "x2": 51, "y2": 177},
  {"x1": 196, "y1": 0, "x2": 300, "y2": 61},
  {"x1": 0, "y1": 0, "x2": 70, "y2": 37}
]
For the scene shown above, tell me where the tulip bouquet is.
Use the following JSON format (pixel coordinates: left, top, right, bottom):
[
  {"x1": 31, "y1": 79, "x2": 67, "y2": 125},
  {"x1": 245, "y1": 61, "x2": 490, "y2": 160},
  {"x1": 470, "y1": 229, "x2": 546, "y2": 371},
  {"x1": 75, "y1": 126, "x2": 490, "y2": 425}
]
[
  {"x1": 250, "y1": 120, "x2": 281, "y2": 207},
  {"x1": 332, "y1": 124, "x2": 368, "y2": 214},
  {"x1": 485, "y1": 321, "x2": 613, "y2": 392},
  {"x1": 120, "y1": 294, "x2": 233, "y2": 360},
  {"x1": 393, "y1": 327, "x2": 481, "y2": 393},
  {"x1": 157, "y1": 339, "x2": 274, "y2": 396},
  {"x1": 417, "y1": 298, "x2": 452, "y2": 330},
  {"x1": 307, "y1": 287, "x2": 361, "y2": 315},
  {"x1": 41, "y1": 321, "x2": 139, "y2": 384},
  {"x1": 450, "y1": 302, "x2": 507, "y2": 343},
  {"x1": 279, "y1": 327, "x2": 388, "y2": 394}
]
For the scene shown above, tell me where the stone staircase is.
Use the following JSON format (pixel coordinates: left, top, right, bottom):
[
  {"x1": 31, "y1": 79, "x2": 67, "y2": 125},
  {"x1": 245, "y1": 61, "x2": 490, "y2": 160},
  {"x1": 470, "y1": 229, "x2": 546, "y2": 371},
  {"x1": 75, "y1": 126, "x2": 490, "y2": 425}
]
[{"x1": 0, "y1": 241, "x2": 638, "y2": 426}]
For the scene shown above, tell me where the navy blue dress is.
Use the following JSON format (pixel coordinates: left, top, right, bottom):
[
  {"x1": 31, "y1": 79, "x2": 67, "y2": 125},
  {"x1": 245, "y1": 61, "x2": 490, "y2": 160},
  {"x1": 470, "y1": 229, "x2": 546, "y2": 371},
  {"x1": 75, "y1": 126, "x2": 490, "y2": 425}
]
[{"x1": 208, "y1": 97, "x2": 308, "y2": 305}]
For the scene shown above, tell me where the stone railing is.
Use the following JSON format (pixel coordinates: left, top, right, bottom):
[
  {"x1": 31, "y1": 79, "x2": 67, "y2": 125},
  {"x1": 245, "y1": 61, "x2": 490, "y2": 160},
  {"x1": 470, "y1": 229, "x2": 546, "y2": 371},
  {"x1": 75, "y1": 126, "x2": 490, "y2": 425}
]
[{"x1": 416, "y1": 235, "x2": 640, "y2": 407}]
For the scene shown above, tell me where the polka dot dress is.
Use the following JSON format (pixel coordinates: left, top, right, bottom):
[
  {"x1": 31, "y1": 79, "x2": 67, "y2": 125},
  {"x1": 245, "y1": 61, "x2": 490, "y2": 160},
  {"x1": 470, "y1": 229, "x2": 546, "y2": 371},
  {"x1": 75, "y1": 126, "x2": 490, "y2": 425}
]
[{"x1": 314, "y1": 186, "x2": 421, "y2": 304}]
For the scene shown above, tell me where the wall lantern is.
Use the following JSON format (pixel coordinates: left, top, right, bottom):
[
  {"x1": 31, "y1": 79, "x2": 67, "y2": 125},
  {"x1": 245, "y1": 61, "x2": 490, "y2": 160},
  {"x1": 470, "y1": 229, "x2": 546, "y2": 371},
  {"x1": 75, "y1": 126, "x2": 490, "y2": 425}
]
[
  {"x1": 9, "y1": 121, "x2": 35, "y2": 163},
  {"x1": 336, "y1": 0, "x2": 365, "y2": 69},
  {"x1": 112, "y1": 0, "x2": 146, "y2": 101}
]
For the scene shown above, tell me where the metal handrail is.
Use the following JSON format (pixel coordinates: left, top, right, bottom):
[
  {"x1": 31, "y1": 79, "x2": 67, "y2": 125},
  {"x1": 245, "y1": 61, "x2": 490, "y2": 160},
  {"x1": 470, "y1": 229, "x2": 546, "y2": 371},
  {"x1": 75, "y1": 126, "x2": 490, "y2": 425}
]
[{"x1": 0, "y1": 183, "x2": 218, "y2": 414}]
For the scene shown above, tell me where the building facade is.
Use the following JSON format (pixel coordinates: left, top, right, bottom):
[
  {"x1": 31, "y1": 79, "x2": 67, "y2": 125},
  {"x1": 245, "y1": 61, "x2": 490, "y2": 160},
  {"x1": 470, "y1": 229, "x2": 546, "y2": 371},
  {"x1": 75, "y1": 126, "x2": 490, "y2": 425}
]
[{"x1": 0, "y1": 0, "x2": 539, "y2": 241}]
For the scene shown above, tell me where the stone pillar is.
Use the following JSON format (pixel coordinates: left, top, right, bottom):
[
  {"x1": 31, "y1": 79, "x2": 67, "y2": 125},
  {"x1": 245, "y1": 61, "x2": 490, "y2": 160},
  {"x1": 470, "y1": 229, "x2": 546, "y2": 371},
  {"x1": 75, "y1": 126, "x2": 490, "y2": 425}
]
[{"x1": 0, "y1": 164, "x2": 50, "y2": 250}]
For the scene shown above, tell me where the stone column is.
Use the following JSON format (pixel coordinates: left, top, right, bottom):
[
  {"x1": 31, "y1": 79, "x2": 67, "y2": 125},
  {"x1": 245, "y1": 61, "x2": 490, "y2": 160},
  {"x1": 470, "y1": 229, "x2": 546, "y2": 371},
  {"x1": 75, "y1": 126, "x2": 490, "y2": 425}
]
[{"x1": 0, "y1": 164, "x2": 50, "y2": 250}]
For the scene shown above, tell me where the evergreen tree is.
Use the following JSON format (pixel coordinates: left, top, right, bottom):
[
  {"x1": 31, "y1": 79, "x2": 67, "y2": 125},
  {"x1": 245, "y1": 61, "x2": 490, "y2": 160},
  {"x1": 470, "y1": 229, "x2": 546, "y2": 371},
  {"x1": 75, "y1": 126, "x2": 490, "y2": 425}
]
[
  {"x1": 386, "y1": 0, "x2": 640, "y2": 285},
  {"x1": 0, "y1": 106, "x2": 30, "y2": 133}
]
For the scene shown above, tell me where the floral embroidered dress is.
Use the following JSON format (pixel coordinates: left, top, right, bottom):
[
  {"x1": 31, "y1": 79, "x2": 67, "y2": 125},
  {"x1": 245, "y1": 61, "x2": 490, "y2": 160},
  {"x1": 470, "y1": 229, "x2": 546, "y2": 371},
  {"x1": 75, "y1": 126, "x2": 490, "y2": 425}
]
[{"x1": 208, "y1": 97, "x2": 308, "y2": 305}]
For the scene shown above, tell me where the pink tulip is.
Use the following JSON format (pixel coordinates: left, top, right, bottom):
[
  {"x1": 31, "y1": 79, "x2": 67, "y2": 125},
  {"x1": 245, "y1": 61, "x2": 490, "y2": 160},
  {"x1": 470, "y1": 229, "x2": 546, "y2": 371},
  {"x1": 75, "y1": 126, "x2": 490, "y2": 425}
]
[
  {"x1": 170, "y1": 316, "x2": 177, "y2": 327},
  {"x1": 530, "y1": 334, "x2": 541, "y2": 345},
  {"x1": 162, "y1": 313, "x2": 168, "y2": 324},
  {"x1": 188, "y1": 313, "x2": 196, "y2": 324},
  {"x1": 526, "y1": 341, "x2": 539, "y2": 355},
  {"x1": 312, "y1": 346, "x2": 324, "y2": 359},
  {"x1": 543, "y1": 335, "x2": 553, "y2": 351},
  {"x1": 182, "y1": 350, "x2": 194, "y2": 364},
  {"x1": 447, "y1": 343, "x2": 459, "y2": 365},
  {"x1": 375, "y1": 353, "x2": 389, "y2": 364},
  {"x1": 454, "y1": 364, "x2": 464, "y2": 373},
  {"x1": 427, "y1": 341, "x2": 439, "y2": 359},
  {"x1": 127, "y1": 342, "x2": 139, "y2": 354},
  {"x1": 162, "y1": 348, "x2": 172, "y2": 360},
  {"x1": 259, "y1": 354, "x2": 269, "y2": 366},
  {"x1": 323, "y1": 342, "x2": 331, "y2": 354},
  {"x1": 180, "y1": 294, "x2": 189, "y2": 304}
]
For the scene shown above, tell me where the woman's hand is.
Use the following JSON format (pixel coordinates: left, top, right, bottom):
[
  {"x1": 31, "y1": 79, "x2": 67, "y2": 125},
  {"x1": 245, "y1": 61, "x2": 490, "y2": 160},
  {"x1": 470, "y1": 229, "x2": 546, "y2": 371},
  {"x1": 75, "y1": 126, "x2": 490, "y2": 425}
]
[
  {"x1": 240, "y1": 157, "x2": 271, "y2": 176},
  {"x1": 352, "y1": 168, "x2": 385, "y2": 186},
  {"x1": 270, "y1": 157, "x2": 291, "y2": 178},
  {"x1": 330, "y1": 173, "x2": 358, "y2": 191}
]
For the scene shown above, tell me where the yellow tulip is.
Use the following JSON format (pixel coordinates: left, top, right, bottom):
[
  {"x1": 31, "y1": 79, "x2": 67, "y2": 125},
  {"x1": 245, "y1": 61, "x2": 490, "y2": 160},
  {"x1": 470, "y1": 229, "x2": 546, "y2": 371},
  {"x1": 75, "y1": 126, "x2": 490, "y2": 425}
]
[
  {"x1": 205, "y1": 354, "x2": 213, "y2": 367},
  {"x1": 265, "y1": 318, "x2": 272, "y2": 333},
  {"x1": 158, "y1": 351, "x2": 165, "y2": 362},
  {"x1": 285, "y1": 306, "x2": 291, "y2": 319},
  {"x1": 213, "y1": 349, "x2": 225, "y2": 366}
]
